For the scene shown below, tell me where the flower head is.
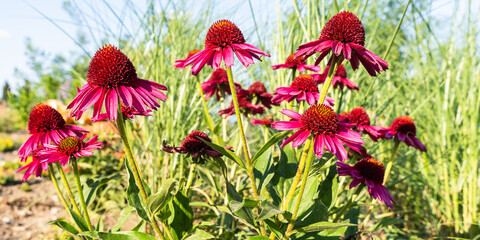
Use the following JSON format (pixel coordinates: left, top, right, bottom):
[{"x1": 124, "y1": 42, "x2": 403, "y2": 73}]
[
  {"x1": 271, "y1": 105, "x2": 364, "y2": 161},
  {"x1": 181, "y1": 20, "x2": 270, "y2": 75},
  {"x1": 246, "y1": 81, "x2": 276, "y2": 108},
  {"x1": 313, "y1": 64, "x2": 359, "y2": 90},
  {"x1": 381, "y1": 116, "x2": 426, "y2": 152},
  {"x1": 175, "y1": 50, "x2": 201, "y2": 69},
  {"x1": 218, "y1": 94, "x2": 265, "y2": 118},
  {"x1": 18, "y1": 103, "x2": 87, "y2": 161},
  {"x1": 16, "y1": 148, "x2": 49, "y2": 181},
  {"x1": 271, "y1": 54, "x2": 321, "y2": 73},
  {"x1": 336, "y1": 157, "x2": 395, "y2": 208},
  {"x1": 67, "y1": 45, "x2": 167, "y2": 122},
  {"x1": 294, "y1": 11, "x2": 388, "y2": 76},
  {"x1": 202, "y1": 68, "x2": 241, "y2": 100},
  {"x1": 97, "y1": 105, "x2": 152, "y2": 121},
  {"x1": 251, "y1": 114, "x2": 274, "y2": 126},
  {"x1": 37, "y1": 135, "x2": 102, "y2": 166},
  {"x1": 272, "y1": 74, "x2": 335, "y2": 106},
  {"x1": 163, "y1": 131, "x2": 225, "y2": 164},
  {"x1": 339, "y1": 107, "x2": 387, "y2": 141}
]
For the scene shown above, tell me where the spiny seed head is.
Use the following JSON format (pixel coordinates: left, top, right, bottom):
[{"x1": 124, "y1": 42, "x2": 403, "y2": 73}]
[
  {"x1": 248, "y1": 81, "x2": 267, "y2": 95},
  {"x1": 291, "y1": 75, "x2": 318, "y2": 92},
  {"x1": 320, "y1": 11, "x2": 365, "y2": 46},
  {"x1": 57, "y1": 137, "x2": 83, "y2": 156},
  {"x1": 346, "y1": 107, "x2": 370, "y2": 126},
  {"x1": 301, "y1": 104, "x2": 339, "y2": 135},
  {"x1": 205, "y1": 20, "x2": 245, "y2": 49},
  {"x1": 87, "y1": 45, "x2": 137, "y2": 88},
  {"x1": 28, "y1": 103, "x2": 66, "y2": 134},
  {"x1": 181, "y1": 131, "x2": 212, "y2": 155},
  {"x1": 210, "y1": 68, "x2": 228, "y2": 82},
  {"x1": 391, "y1": 116, "x2": 416, "y2": 135},
  {"x1": 286, "y1": 54, "x2": 305, "y2": 66},
  {"x1": 353, "y1": 157, "x2": 385, "y2": 184}
]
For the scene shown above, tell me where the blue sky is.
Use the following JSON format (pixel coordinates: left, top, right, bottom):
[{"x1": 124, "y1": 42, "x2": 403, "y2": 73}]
[{"x1": 0, "y1": 0, "x2": 477, "y2": 92}]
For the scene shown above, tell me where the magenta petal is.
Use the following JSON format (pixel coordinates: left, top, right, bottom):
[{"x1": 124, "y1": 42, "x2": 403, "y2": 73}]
[
  {"x1": 332, "y1": 137, "x2": 348, "y2": 161},
  {"x1": 314, "y1": 134, "x2": 324, "y2": 158},
  {"x1": 397, "y1": 132, "x2": 406, "y2": 142},
  {"x1": 279, "y1": 109, "x2": 302, "y2": 120},
  {"x1": 292, "y1": 130, "x2": 311, "y2": 148},
  {"x1": 223, "y1": 46, "x2": 234, "y2": 68},
  {"x1": 271, "y1": 121, "x2": 303, "y2": 130}
]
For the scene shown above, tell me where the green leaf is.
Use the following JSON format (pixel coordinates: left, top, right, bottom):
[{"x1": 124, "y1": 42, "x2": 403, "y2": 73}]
[
  {"x1": 110, "y1": 206, "x2": 135, "y2": 232},
  {"x1": 79, "y1": 231, "x2": 157, "y2": 240},
  {"x1": 269, "y1": 144, "x2": 297, "y2": 207},
  {"x1": 292, "y1": 221, "x2": 354, "y2": 234},
  {"x1": 199, "y1": 138, "x2": 245, "y2": 169},
  {"x1": 264, "y1": 219, "x2": 283, "y2": 239},
  {"x1": 183, "y1": 229, "x2": 215, "y2": 240},
  {"x1": 247, "y1": 236, "x2": 272, "y2": 240},
  {"x1": 69, "y1": 208, "x2": 89, "y2": 232},
  {"x1": 84, "y1": 174, "x2": 122, "y2": 207},
  {"x1": 317, "y1": 165, "x2": 339, "y2": 211},
  {"x1": 168, "y1": 192, "x2": 193, "y2": 240},
  {"x1": 146, "y1": 178, "x2": 177, "y2": 215},
  {"x1": 125, "y1": 160, "x2": 151, "y2": 222},
  {"x1": 369, "y1": 218, "x2": 407, "y2": 232},
  {"x1": 257, "y1": 200, "x2": 283, "y2": 221},
  {"x1": 48, "y1": 218, "x2": 80, "y2": 239},
  {"x1": 251, "y1": 130, "x2": 291, "y2": 164},
  {"x1": 253, "y1": 148, "x2": 275, "y2": 192},
  {"x1": 225, "y1": 180, "x2": 257, "y2": 228},
  {"x1": 96, "y1": 217, "x2": 104, "y2": 232}
]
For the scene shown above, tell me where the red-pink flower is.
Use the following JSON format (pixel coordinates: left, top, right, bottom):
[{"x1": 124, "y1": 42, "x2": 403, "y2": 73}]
[
  {"x1": 18, "y1": 103, "x2": 87, "y2": 161},
  {"x1": 272, "y1": 74, "x2": 335, "y2": 106},
  {"x1": 294, "y1": 11, "x2": 388, "y2": 77},
  {"x1": 219, "y1": 95, "x2": 265, "y2": 118},
  {"x1": 381, "y1": 116, "x2": 427, "y2": 152},
  {"x1": 251, "y1": 115, "x2": 274, "y2": 126},
  {"x1": 175, "y1": 50, "x2": 201, "y2": 69},
  {"x1": 313, "y1": 64, "x2": 359, "y2": 90},
  {"x1": 245, "y1": 81, "x2": 277, "y2": 109},
  {"x1": 181, "y1": 20, "x2": 270, "y2": 76},
  {"x1": 16, "y1": 148, "x2": 48, "y2": 181},
  {"x1": 271, "y1": 54, "x2": 321, "y2": 73},
  {"x1": 202, "y1": 68, "x2": 240, "y2": 100},
  {"x1": 339, "y1": 107, "x2": 387, "y2": 141},
  {"x1": 271, "y1": 105, "x2": 364, "y2": 161},
  {"x1": 336, "y1": 157, "x2": 395, "y2": 208},
  {"x1": 38, "y1": 135, "x2": 102, "y2": 166},
  {"x1": 163, "y1": 131, "x2": 224, "y2": 164},
  {"x1": 97, "y1": 106, "x2": 152, "y2": 121},
  {"x1": 67, "y1": 45, "x2": 167, "y2": 122}
]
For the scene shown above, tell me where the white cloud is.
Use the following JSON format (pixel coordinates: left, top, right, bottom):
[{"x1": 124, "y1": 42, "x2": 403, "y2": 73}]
[{"x1": 0, "y1": 29, "x2": 11, "y2": 39}]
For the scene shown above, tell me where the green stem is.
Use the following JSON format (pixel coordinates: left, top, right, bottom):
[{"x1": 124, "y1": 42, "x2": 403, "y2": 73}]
[
  {"x1": 281, "y1": 138, "x2": 312, "y2": 211},
  {"x1": 333, "y1": 185, "x2": 364, "y2": 223},
  {"x1": 318, "y1": 57, "x2": 339, "y2": 106},
  {"x1": 263, "y1": 126, "x2": 269, "y2": 144},
  {"x1": 283, "y1": 136, "x2": 315, "y2": 239},
  {"x1": 196, "y1": 76, "x2": 220, "y2": 144},
  {"x1": 116, "y1": 110, "x2": 167, "y2": 240},
  {"x1": 384, "y1": 140, "x2": 400, "y2": 183},
  {"x1": 185, "y1": 164, "x2": 197, "y2": 195},
  {"x1": 336, "y1": 89, "x2": 345, "y2": 113},
  {"x1": 225, "y1": 67, "x2": 266, "y2": 236},
  {"x1": 71, "y1": 158, "x2": 93, "y2": 231},
  {"x1": 221, "y1": 99, "x2": 227, "y2": 140},
  {"x1": 291, "y1": 68, "x2": 297, "y2": 82},
  {"x1": 55, "y1": 162, "x2": 82, "y2": 217},
  {"x1": 48, "y1": 164, "x2": 70, "y2": 214}
]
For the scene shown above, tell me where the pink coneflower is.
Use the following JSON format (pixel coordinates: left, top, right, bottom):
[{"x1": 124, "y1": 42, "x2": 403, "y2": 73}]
[
  {"x1": 163, "y1": 131, "x2": 224, "y2": 164},
  {"x1": 251, "y1": 115, "x2": 274, "y2": 126},
  {"x1": 246, "y1": 81, "x2": 277, "y2": 109},
  {"x1": 16, "y1": 148, "x2": 48, "y2": 181},
  {"x1": 202, "y1": 68, "x2": 240, "y2": 100},
  {"x1": 182, "y1": 20, "x2": 270, "y2": 75},
  {"x1": 37, "y1": 135, "x2": 102, "y2": 166},
  {"x1": 271, "y1": 54, "x2": 321, "y2": 73},
  {"x1": 294, "y1": 11, "x2": 388, "y2": 77},
  {"x1": 336, "y1": 157, "x2": 395, "y2": 208},
  {"x1": 313, "y1": 64, "x2": 359, "y2": 90},
  {"x1": 18, "y1": 104, "x2": 87, "y2": 161},
  {"x1": 381, "y1": 116, "x2": 427, "y2": 152},
  {"x1": 339, "y1": 107, "x2": 387, "y2": 141},
  {"x1": 175, "y1": 50, "x2": 201, "y2": 69},
  {"x1": 218, "y1": 95, "x2": 265, "y2": 118},
  {"x1": 271, "y1": 105, "x2": 364, "y2": 161},
  {"x1": 272, "y1": 74, "x2": 335, "y2": 106},
  {"x1": 67, "y1": 45, "x2": 167, "y2": 122}
]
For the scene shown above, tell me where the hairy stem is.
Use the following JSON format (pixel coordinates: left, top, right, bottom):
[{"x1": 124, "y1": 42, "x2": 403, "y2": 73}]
[
  {"x1": 48, "y1": 165, "x2": 70, "y2": 215},
  {"x1": 318, "y1": 57, "x2": 339, "y2": 105},
  {"x1": 185, "y1": 163, "x2": 197, "y2": 195},
  {"x1": 55, "y1": 162, "x2": 82, "y2": 218},
  {"x1": 71, "y1": 157, "x2": 93, "y2": 231},
  {"x1": 333, "y1": 185, "x2": 364, "y2": 223}
]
